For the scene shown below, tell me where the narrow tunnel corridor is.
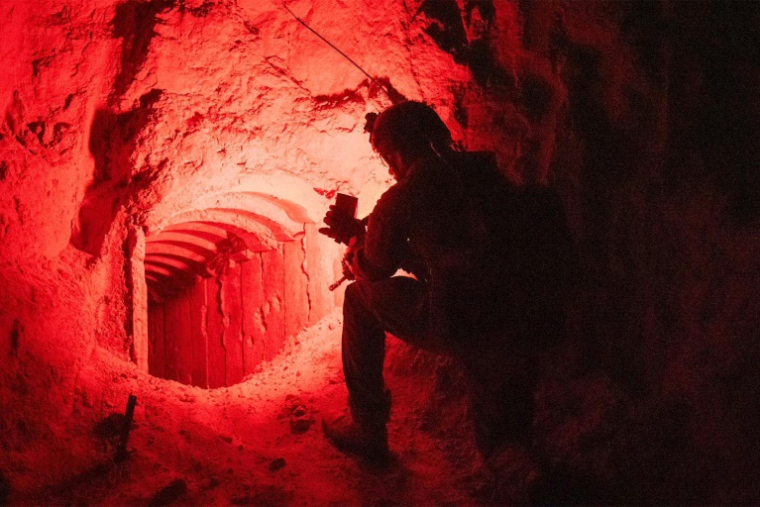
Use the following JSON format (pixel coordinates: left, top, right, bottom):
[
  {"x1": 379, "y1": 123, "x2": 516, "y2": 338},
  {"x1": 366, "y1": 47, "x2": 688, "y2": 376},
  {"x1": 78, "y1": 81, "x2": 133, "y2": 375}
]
[{"x1": 141, "y1": 192, "x2": 341, "y2": 388}]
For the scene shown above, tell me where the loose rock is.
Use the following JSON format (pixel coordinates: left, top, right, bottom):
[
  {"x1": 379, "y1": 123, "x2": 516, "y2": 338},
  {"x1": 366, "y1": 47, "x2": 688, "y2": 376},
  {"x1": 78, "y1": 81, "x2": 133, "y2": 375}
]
[
  {"x1": 268, "y1": 458, "x2": 286, "y2": 472},
  {"x1": 147, "y1": 479, "x2": 188, "y2": 507}
]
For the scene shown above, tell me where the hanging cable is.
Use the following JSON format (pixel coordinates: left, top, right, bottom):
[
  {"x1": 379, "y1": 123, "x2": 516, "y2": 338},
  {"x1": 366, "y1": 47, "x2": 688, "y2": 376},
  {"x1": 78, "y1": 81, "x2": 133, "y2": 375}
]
[
  {"x1": 280, "y1": 2, "x2": 397, "y2": 103},
  {"x1": 276, "y1": 1, "x2": 456, "y2": 171}
]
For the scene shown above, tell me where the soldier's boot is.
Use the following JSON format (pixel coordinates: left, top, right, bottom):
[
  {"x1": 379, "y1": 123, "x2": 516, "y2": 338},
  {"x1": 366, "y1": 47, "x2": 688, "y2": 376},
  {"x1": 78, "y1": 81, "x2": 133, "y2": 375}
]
[{"x1": 323, "y1": 392, "x2": 391, "y2": 463}]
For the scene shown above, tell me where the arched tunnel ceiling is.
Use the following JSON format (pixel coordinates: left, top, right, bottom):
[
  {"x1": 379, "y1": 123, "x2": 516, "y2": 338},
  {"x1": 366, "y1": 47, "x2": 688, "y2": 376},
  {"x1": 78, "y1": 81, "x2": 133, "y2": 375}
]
[
  {"x1": 162, "y1": 222, "x2": 231, "y2": 242},
  {"x1": 145, "y1": 190, "x2": 307, "y2": 301},
  {"x1": 160, "y1": 192, "x2": 307, "y2": 238}
]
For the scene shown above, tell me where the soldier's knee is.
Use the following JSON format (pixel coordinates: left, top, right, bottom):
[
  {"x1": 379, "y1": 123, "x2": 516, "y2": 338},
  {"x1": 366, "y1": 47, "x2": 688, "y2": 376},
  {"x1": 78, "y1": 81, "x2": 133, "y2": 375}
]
[
  {"x1": 344, "y1": 281, "x2": 360, "y2": 303},
  {"x1": 343, "y1": 280, "x2": 371, "y2": 309},
  {"x1": 345, "y1": 279, "x2": 372, "y2": 297}
]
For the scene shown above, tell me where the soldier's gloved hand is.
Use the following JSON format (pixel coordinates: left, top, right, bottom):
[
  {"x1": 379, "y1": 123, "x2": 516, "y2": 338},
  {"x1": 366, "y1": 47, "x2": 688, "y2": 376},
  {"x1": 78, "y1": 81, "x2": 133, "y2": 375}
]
[{"x1": 318, "y1": 205, "x2": 365, "y2": 244}]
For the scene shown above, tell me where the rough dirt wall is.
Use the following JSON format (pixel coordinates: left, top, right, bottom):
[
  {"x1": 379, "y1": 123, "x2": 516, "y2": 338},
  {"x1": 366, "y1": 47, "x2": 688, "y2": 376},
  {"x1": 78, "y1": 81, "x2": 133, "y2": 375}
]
[{"x1": 1, "y1": 0, "x2": 760, "y2": 502}]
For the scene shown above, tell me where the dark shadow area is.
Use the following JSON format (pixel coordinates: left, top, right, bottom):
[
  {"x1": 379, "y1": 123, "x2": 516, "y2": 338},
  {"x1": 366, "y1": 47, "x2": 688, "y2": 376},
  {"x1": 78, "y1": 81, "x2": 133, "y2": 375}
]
[
  {"x1": 558, "y1": 40, "x2": 648, "y2": 395},
  {"x1": 71, "y1": 90, "x2": 163, "y2": 256},
  {"x1": 0, "y1": 470, "x2": 9, "y2": 507},
  {"x1": 415, "y1": 0, "x2": 508, "y2": 90},
  {"x1": 528, "y1": 463, "x2": 618, "y2": 506},
  {"x1": 110, "y1": 0, "x2": 221, "y2": 104},
  {"x1": 110, "y1": 0, "x2": 176, "y2": 102},
  {"x1": 526, "y1": 3, "x2": 760, "y2": 503},
  {"x1": 663, "y1": 3, "x2": 760, "y2": 224},
  {"x1": 148, "y1": 479, "x2": 188, "y2": 507},
  {"x1": 414, "y1": 0, "x2": 469, "y2": 64}
]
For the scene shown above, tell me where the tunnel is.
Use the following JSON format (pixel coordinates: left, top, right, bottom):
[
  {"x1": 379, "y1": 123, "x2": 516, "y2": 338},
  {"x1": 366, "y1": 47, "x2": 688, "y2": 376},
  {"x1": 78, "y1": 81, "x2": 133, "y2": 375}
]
[
  {"x1": 2, "y1": 0, "x2": 760, "y2": 505},
  {"x1": 140, "y1": 190, "x2": 340, "y2": 388}
]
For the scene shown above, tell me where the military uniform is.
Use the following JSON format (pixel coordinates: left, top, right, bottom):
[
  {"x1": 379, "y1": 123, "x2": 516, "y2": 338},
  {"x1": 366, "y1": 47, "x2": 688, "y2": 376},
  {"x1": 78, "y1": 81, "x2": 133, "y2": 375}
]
[{"x1": 341, "y1": 150, "x2": 577, "y2": 453}]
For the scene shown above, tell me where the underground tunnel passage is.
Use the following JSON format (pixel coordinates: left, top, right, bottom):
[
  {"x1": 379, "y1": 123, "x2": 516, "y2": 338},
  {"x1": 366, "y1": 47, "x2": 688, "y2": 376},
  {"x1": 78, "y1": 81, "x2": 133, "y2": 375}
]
[
  {"x1": 3, "y1": 0, "x2": 760, "y2": 505},
  {"x1": 143, "y1": 195, "x2": 340, "y2": 389}
]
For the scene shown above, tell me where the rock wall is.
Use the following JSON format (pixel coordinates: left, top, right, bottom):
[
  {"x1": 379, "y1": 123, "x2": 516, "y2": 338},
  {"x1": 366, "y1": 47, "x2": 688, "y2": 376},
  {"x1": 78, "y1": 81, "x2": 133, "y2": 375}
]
[{"x1": 1, "y1": 0, "x2": 760, "y2": 501}]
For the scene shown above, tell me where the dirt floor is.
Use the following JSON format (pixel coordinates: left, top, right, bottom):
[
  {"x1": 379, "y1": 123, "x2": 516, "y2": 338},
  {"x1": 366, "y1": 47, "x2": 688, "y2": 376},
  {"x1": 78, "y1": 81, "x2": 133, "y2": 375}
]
[{"x1": 16, "y1": 311, "x2": 532, "y2": 506}]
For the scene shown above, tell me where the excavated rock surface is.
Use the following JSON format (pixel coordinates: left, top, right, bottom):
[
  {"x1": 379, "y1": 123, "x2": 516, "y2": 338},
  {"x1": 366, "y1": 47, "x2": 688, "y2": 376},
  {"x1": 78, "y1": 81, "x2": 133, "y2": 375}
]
[
  {"x1": 2, "y1": 0, "x2": 760, "y2": 504},
  {"x1": 11, "y1": 314, "x2": 499, "y2": 506}
]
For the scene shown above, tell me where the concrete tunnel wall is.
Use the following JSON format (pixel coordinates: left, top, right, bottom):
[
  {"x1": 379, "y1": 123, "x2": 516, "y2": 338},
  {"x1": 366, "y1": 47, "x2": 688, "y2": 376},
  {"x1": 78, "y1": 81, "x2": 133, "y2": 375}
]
[
  {"x1": 137, "y1": 180, "x2": 342, "y2": 388},
  {"x1": 148, "y1": 224, "x2": 340, "y2": 389}
]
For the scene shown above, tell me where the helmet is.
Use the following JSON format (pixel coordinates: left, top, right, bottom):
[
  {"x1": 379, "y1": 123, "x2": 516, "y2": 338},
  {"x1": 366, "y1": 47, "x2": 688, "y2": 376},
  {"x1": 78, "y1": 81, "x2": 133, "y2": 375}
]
[{"x1": 369, "y1": 101, "x2": 452, "y2": 163}]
